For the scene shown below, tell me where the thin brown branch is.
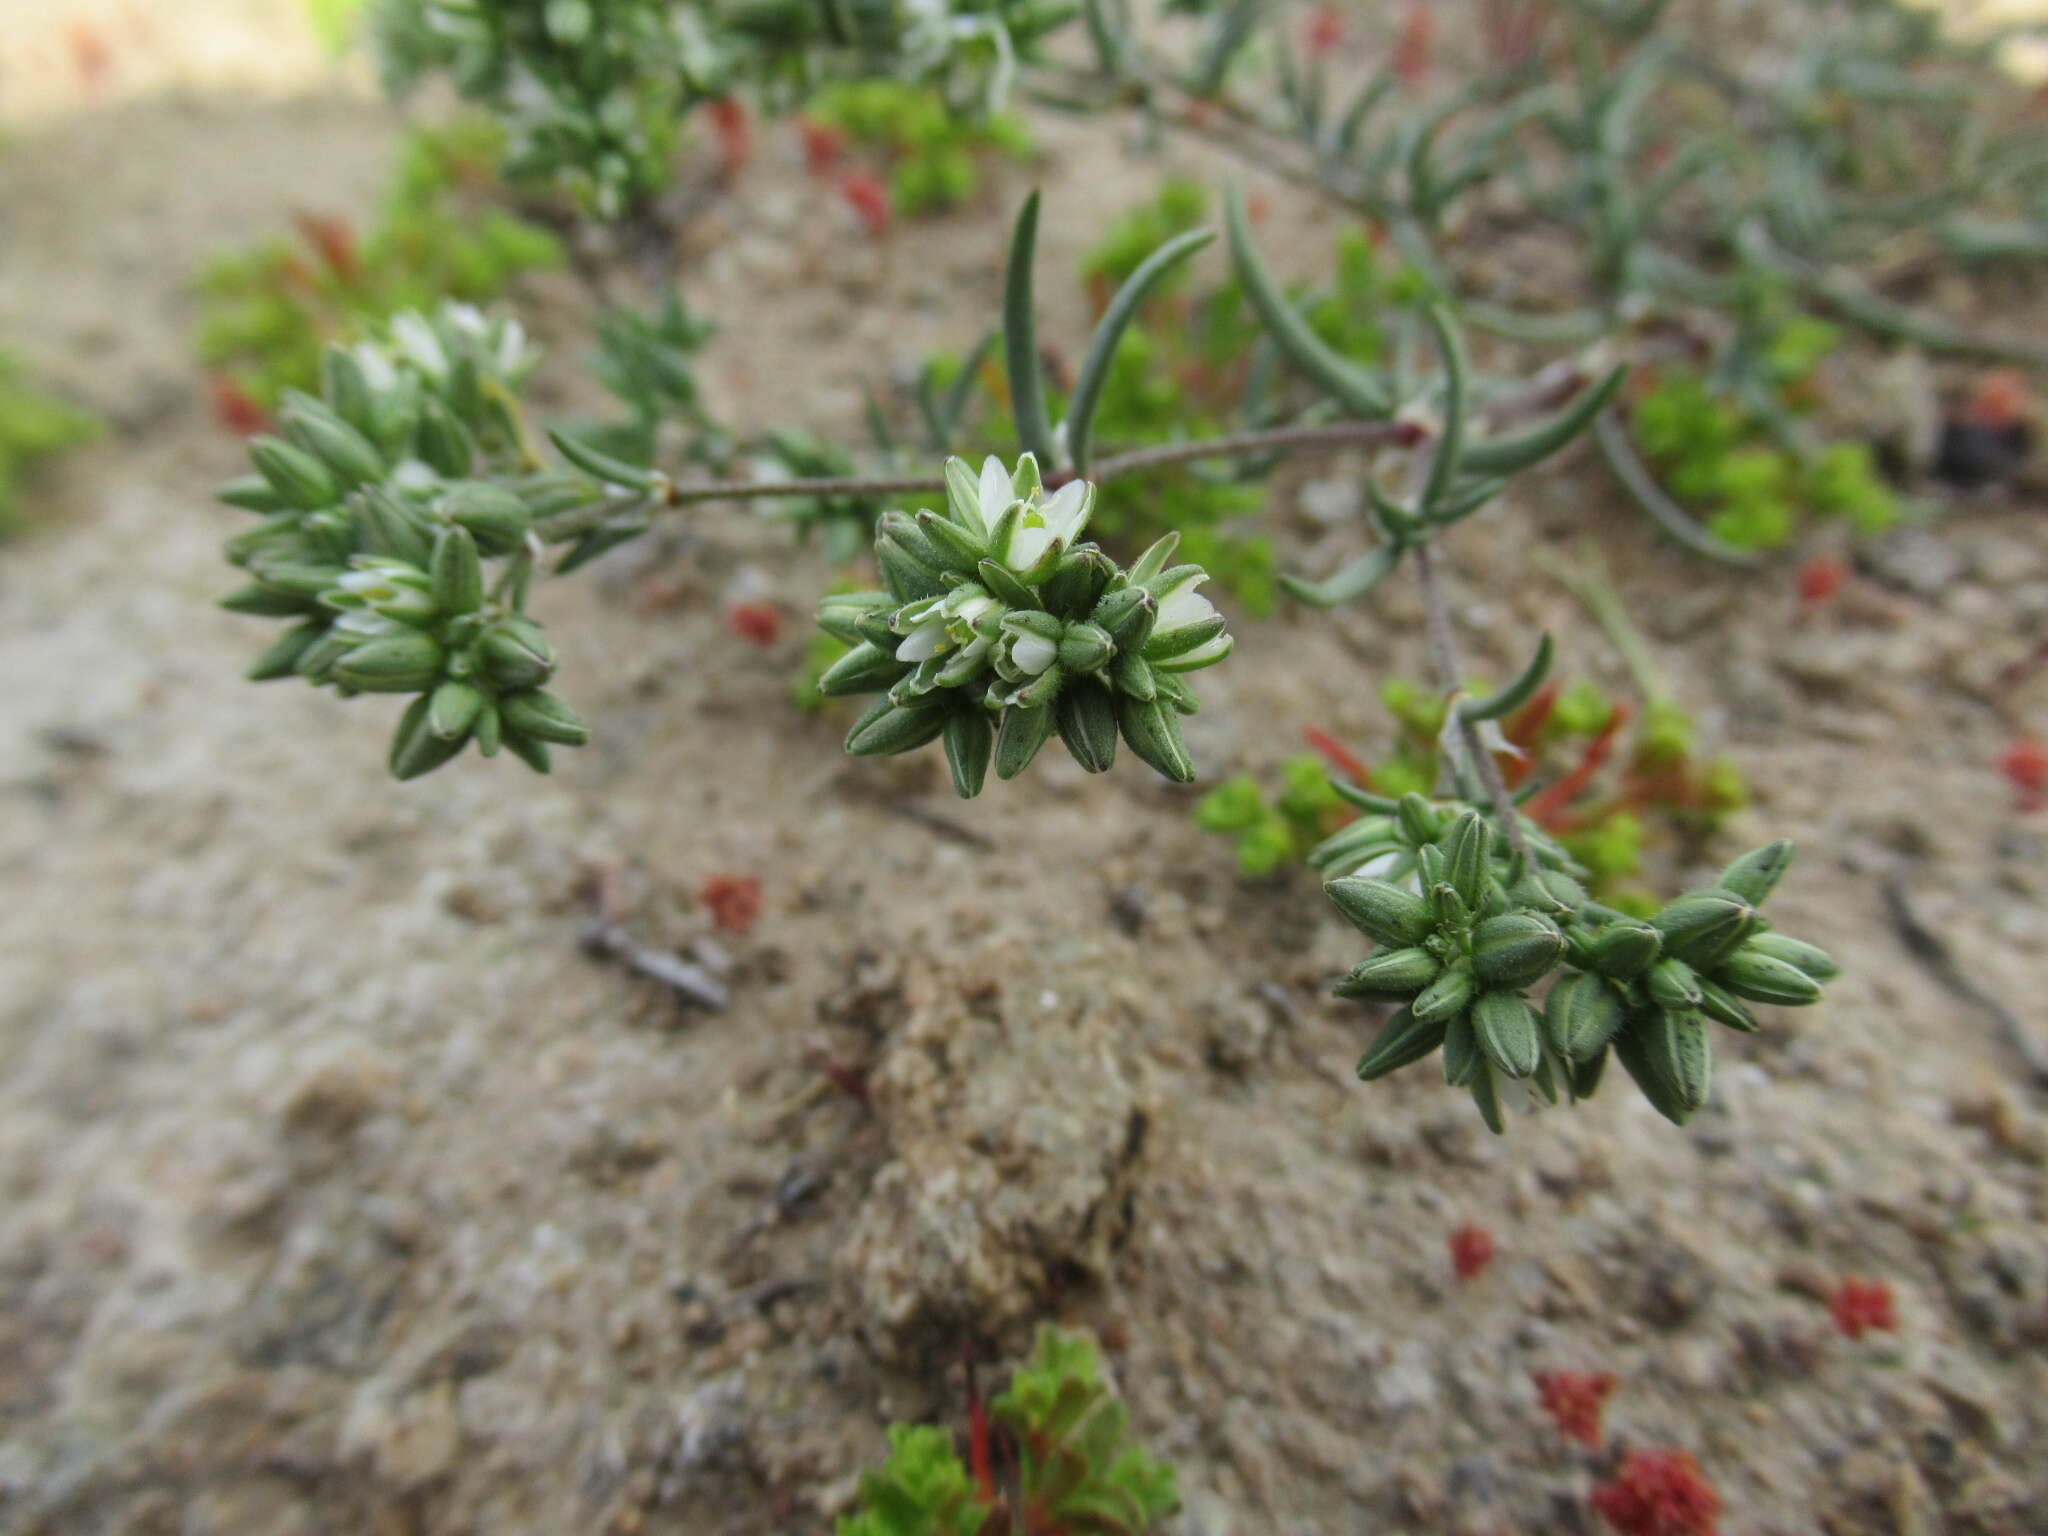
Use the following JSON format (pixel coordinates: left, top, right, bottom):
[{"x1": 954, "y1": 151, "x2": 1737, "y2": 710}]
[
  {"x1": 1411, "y1": 538, "x2": 1532, "y2": 864},
  {"x1": 532, "y1": 419, "x2": 1421, "y2": 543}
]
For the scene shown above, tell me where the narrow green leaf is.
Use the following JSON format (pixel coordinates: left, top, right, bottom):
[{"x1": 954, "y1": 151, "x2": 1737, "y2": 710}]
[
  {"x1": 1224, "y1": 184, "x2": 1391, "y2": 419},
  {"x1": 1419, "y1": 303, "x2": 1468, "y2": 513},
  {"x1": 1460, "y1": 364, "x2": 1626, "y2": 476},
  {"x1": 1003, "y1": 191, "x2": 1056, "y2": 466},
  {"x1": 1459, "y1": 634, "x2": 1553, "y2": 722},
  {"x1": 1066, "y1": 229, "x2": 1216, "y2": 473},
  {"x1": 1279, "y1": 543, "x2": 1402, "y2": 609}
]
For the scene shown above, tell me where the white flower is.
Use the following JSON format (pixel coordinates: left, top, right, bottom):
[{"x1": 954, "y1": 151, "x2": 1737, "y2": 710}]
[
  {"x1": 896, "y1": 616, "x2": 951, "y2": 662},
  {"x1": 1000, "y1": 478, "x2": 1092, "y2": 573},
  {"x1": 1008, "y1": 632, "x2": 1058, "y2": 675},
  {"x1": 390, "y1": 312, "x2": 449, "y2": 381},
  {"x1": 1153, "y1": 570, "x2": 1220, "y2": 637}
]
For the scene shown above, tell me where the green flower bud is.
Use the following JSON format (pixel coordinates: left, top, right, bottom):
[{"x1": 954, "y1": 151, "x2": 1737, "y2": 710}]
[
  {"x1": 415, "y1": 396, "x2": 477, "y2": 479},
  {"x1": 1093, "y1": 586, "x2": 1157, "y2": 652},
  {"x1": 437, "y1": 483, "x2": 532, "y2": 554},
  {"x1": 1743, "y1": 931, "x2": 1840, "y2": 982},
  {"x1": 853, "y1": 607, "x2": 901, "y2": 652},
  {"x1": 1717, "y1": 839, "x2": 1794, "y2": 906},
  {"x1": 1396, "y1": 792, "x2": 1444, "y2": 848},
  {"x1": 818, "y1": 642, "x2": 908, "y2": 697},
  {"x1": 430, "y1": 526, "x2": 485, "y2": 616},
  {"x1": 1056, "y1": 683, "x2": 1119, "y2": 774},
  {"x1": 845, "y1": 696, "x2": 947, "y2": 757},
  {"x1": 1442, "y1": 811, "x2": 1491, "y2": 908},
  {"x1": 499, "y1": 689, "x2": 590, "y2": 748},
  {"x1": 281, "y1": 393, "x2": 385, "y2": 488},
  {"x1": 1473, "y1": 988, "x2": 1543, "y2": 1079},
  {"x1": 1651, "y1": 887, "x2": 1756, "y2": 969},
  {"x1": 1469, "y1": 1060, "x2": 1505, "y2": 1134},
  {"x1": 219, "y1": 474, "x2": 287, "y2": 513},
  {"x1": 388, "y1": 693, "x2": 468, "y2": 781},
  {"x1": 1039, "y1": 546, "x2": 1115, "y2": 616},
  {"x1": 335, "y1": 631, "x2": 446, "y2": 693},
  {"x1": 291, "y1": 624, "x2": 357, "y2": 684},
  {"x1": 1696, "y1": 977, "x2": 1759, "y2": 1033},
  {"x1": 477, "y1": 618, "x2": 557, "y2": 691},
  {"x1": 1615, "y1": 1008, "x2": 1713, "y2": 1125},
  {"x1": 1356, "y1": 1006, "x2": 1448, "y2": 1081},
  {"x1": 220, "y1": 583, "x2": 317, "y2": 618},
  {"x1": 356, "y1": 489, "x2": 434, "y2": 568},
  {"x1": 1413, "y1": 961, "x2": 1478, "y2": 1024},
  {"x1": 1116, "y1": 694, "x2": 1195, "y2": 783},
  {"x1": 1442, "y1": 1009, "x2": 1481, "y2": 1086},
  {"x1": 319, "y1": 342, "x2": 374, "y2": 435},
  {"x1": 816, "y1": 590, "x2": 890, "y2": 647},
  {"x1": 246, "y1": 620, "x2": 327, "y2": 682},
  {"x1": 1646, "y1": 956, "x2": 1702, "y2": 1010},
  {"x1": 1325, "y1": 877, "x2": 1435, "y2": 948},
  {"x1": 994, "y1": 702, "x2": 1056, "y2": 780},
  {"x1": 941, "y1": 709, "x2": 992, "y2": 799},
  {"x1": 501, "y1": 731, "x2": 553, "y2": 775},
  {"x1": 427, "y1": 679, "x2": 484, "y2": 741},
  {"x1": 1569, "y1": 1045, "x2": 1608, "y2": 1102},
  {"x1": 1336, "y1": 947, "x2": 1441, "y2": 1000},
  {"x1": 1056, "y1": 621, "x2": 1115, "y2": 674},
  {"x1": 1543, "y1": 969, "x2": 1627, "y2": 1059},
  {"x1": 1580, "y1": 918, "x2": 1663, "y2": 980},
  {"x1": 1510, "y1": 866, "x2": 1587, "y2": 916},
  {"x1": 1110, "y1": 650, "x2": 1156, "y2": 701},
  {"x1": 913, "y1": 509, "x2": 990, "y2": 574},
  {"x1": 250, "y1": 436, "x2": 340, "y2": 511},
  {"x1": 1713, "y1": 946, "x2": 1824, "y2": 1006},
  {"x1": 1471, "y1": 912, "x2": 1565, "y2": 988},
  {"x1": 473, "y1": 698, "x2": 503, "y2": 757}
]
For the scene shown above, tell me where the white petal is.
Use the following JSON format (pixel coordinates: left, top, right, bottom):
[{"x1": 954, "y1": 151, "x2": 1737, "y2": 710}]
[
  {"x1": 1155, "y1": 634, "x2": 1231, "y2": 672},
  {"x1": 1006, "y1": 525, "x2": 1054, "y2": 571},
  {"x1": 1009, "y1": 633, "x2": 1058, "y2": 675},
  {"x1": 1039, "y1": 479, "x2": 1089, "y2": 535},
  {"x1": 978, "y1": 456, "x2": 1012, "y2": 526},
  {"x1": 896, "y1": 619, "x2": 949, "y2": 661},
  {"x1": 1156, "y1": 581, "x2": 1218, "y2": 632}
]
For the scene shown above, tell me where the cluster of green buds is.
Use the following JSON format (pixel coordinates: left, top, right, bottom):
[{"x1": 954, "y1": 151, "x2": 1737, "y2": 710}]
[
  {"x1": 813, "y1": 453, "x2": 1233, "y2": 797},
  {"x1": 218, "y1": 304, "x2": 592, "y2": 780},
  {"x1": 1319, "y1": 792, "x2": 1837, "y2": 1131}
]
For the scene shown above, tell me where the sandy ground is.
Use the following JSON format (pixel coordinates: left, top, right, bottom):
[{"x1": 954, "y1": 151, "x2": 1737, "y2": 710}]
[{"x1": 3, "y1": 18, "x2": 2048, "y2": 1536}]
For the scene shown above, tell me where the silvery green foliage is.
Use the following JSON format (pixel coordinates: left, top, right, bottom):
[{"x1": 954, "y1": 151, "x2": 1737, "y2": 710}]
[
  {"x1": 218, "y1": 304, "x2": 595, "y2": 780},
  {"x1": 1319, "y1": 792, "x2": 1836, "y2": 1132},
  {"x1": 814, "y1": 453, "x2": 1232, "y2": 797},
  {"x1": 374, "y1": 0, "x2": 1077, "y2": 214}
]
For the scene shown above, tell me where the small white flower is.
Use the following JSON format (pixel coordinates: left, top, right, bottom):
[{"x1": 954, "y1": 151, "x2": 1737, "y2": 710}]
[
  {"x1": 1008, "y1": 632, "x2": 1059, "y2": 675},
  {"x1": 1001, "y1": 478, "x2": 1092, "y2": 573},
  {"x1": 391, "y1": 312, "x2": 449, "y2": 381},
  {"x1": 1153, "y1": 571, "x2": 1219, "y2": 636},
  {"x1": 896, "y1": 615, "x2": 952, "y2": 662},
  {"x1": 976, "y1": 454, "x2": 1013, "y2": 531}
]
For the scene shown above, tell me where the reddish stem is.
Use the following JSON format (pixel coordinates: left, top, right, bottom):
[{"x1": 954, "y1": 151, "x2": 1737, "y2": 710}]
[
  {"x1": 1302, "y1": 724, "x2": 1370, "y2": 786},
  {"x1": 1527, "y1": 703, "x2": 1631, "y2": 828}
]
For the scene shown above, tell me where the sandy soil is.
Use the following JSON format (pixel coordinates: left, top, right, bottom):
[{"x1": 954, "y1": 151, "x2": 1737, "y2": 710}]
[{"x1": 2, "y1": 50, "x2": 2048, "y2": 1536}]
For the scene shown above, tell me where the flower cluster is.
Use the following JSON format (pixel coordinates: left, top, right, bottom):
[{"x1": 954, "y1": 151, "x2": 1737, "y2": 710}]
[
  {"x1": 1319, "y1": 792, "x2": 1837, "y2": 1130},
  {"x1": 218, "y1": 304, "x2": 592, "y2": 780},
  {"x1": 813, "y1": 454, "x2": 1233, "y2": 797}
]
